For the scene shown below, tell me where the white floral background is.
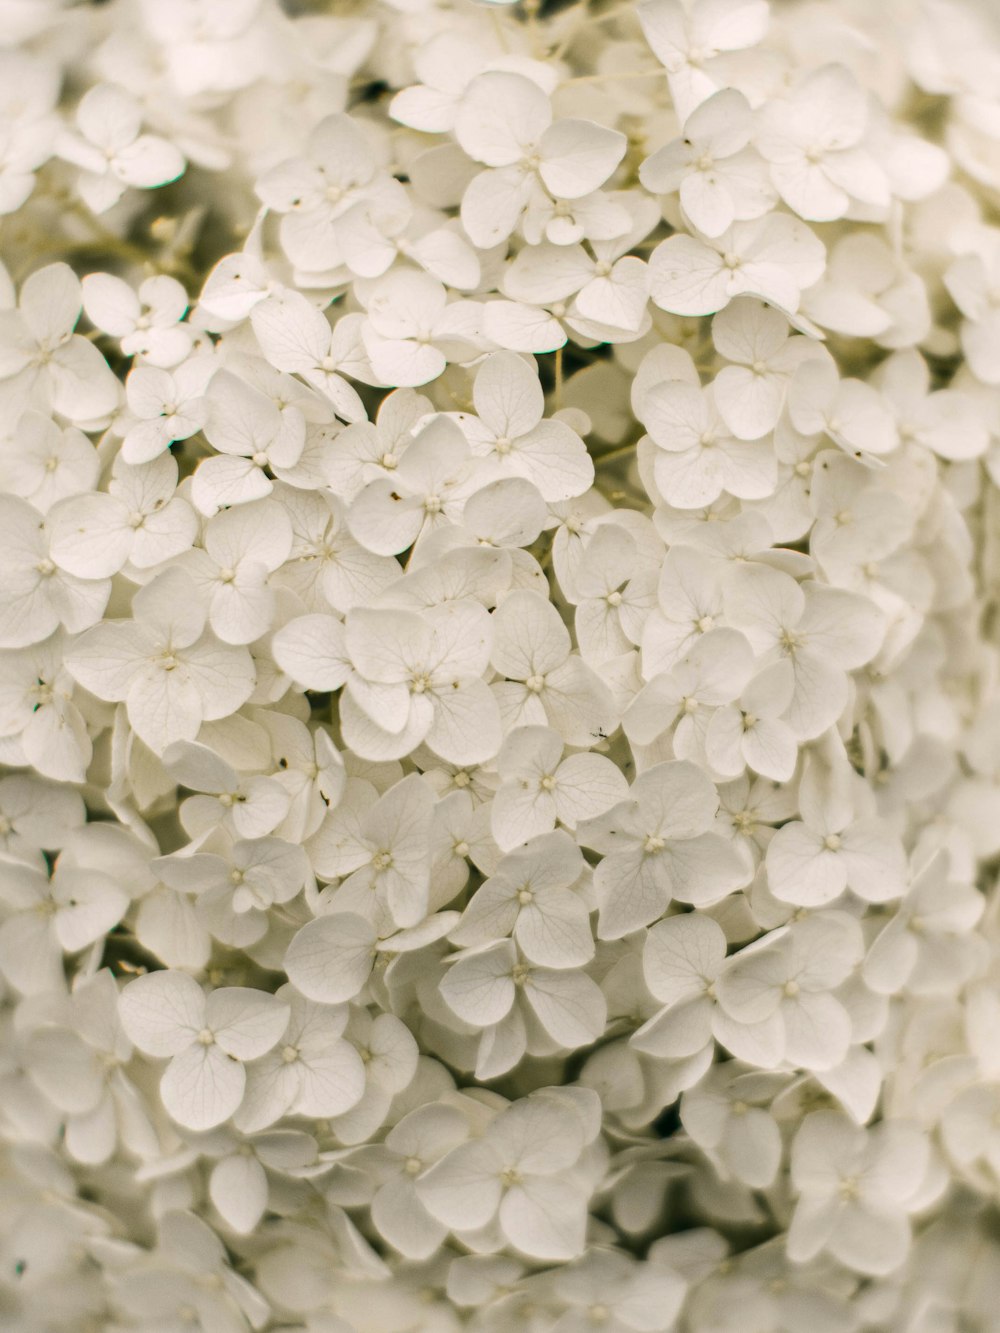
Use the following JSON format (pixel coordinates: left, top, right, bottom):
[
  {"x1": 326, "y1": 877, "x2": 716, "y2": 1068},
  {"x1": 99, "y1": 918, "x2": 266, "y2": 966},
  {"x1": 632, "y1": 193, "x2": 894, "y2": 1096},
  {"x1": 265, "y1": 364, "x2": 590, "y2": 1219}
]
[{"x1": 2, "y1": 0, "x2": 1000, "y2": 1329}]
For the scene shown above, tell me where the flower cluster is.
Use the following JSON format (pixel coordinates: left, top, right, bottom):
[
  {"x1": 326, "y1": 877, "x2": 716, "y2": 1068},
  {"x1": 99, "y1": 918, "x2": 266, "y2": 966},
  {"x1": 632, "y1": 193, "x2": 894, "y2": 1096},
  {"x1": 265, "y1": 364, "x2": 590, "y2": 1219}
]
[{"x1": 3, "y1": 0, "x2": 1000, "y2": 1328}]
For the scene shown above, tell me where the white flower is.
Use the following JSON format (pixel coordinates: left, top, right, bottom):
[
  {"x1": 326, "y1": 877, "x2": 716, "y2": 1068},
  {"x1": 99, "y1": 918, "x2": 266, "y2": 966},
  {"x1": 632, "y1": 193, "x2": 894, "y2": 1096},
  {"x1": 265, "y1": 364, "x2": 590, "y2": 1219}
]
[
  {"x1": 47, "y1": 968, "x2": 156, "y2": 1166},
  {"x1": 490, "y1": 724, "x2": 628, "y2": 852},
  {"x1": 722, "y1": 563, "x2": 885, "y2": 740},
  {"x1": 455, "y1": 71, "x2": 626, "y2": 247},
  {"x1": 346, "y1": 415, "x2": 481, "y2": 556},
  {"x1": 417, "y1": 1086, "x2": 602, "y2": 1260},
  {"x1": 649, "y1": 214, "x2": 825, "y2": 318},
  {"x1": 637, "y1": 0, "x2": 770, "y2": 119},
  {"x1": 873, "y1": 347, "x2": 990, "y2": 462},
  {"x1": 765, "y1": 784, "x2": 906, "y2": 909},
  {"x1": 490, "y1": 589, "x2": 618, "y2": 747},
  {"x1": 81, "y1": 273, "x2": 193, "y2": 368},
  {"x1": 179, "y1": 497, "x2": 293, "y2": 645},
  {"x1": 941, "y1": 1084, "x2": 1000, "y2": 1186},
  {"x1": 206, "y1": 1127, "x2": 318, "y2": 1235},
  {"x1": 65, "y1": 566, "x2": 256, "y2": 755},
  {"x1": 234, "y1": 984, "x2": 366, "y2": 1133},
  {"x1": 389, "y1": 32, "x2": 555, "y2": 135},
  {"x1": 0, "y1": 853, "x2": 128, "y2": 996},
  {"x1": 326, "y1": 1006, "x2": 421, "y2": 1146},
  {"x1": 260, "y1": 711, "x2": 345, "y2": 845},
  {"x1": 0, "y1": 630, "x2": 91, "y2": 782},
  {"x1": 633, "y1": 911, "x2": 731, "y2": 1061},
  {"x1": 788, "y1": 1110, "x2": 930, "y2": 1275},
  {"x1": 0, "y1": 493, "x2": 110, "y2": 650},
  {"x1": 163, "y1": 740, "x2": 291, "y2": 841},
  {"x1": 578, "y1": 759, "x2": 748, "y2": 938},
  {"x1": 0, "y1": 262, "x2": 119, "y2": 423},
  {"x1": 120, "y1": 357, "x2": 213, "y2": 464},
  {"x1": 118, "y1": 970, "x2": 290, "y2": 1131},
  {"x1": 804, "y1": 232, "x2": 929, "y2": 346},
  {"x1": 450, "y1": 829, "x2": 593, "y2": 968},
  {"x1": 192, "y1": 367, "x2": 306, "y2": 515},
  {"x1": 0, "y1": 51, "x2": 58, "y2": 216},
  {"x1": 703, "y1": 659, "x2": 798, "y2": 782},
  {"x1": 271, "y1": 484, "x2": 400, "y2": 614},
  {"x1": 111, "y1": 1209, "x2": 270, "y2": 1330},
  {"x1": 440, "y1": 937, "x2": 608, "y2": 1073},
  {"x1": 55, "y1": 83, "x2": 185, "y2": 213},
  {"x1": 711, "y1": 297, "x2": 825, "y2": 440},
  {"x1": 624, "y1": 628, "x2": 755, "y2": 764},
  {"x1": 680, "y1": 1063, "x2": 784, "y2": 1188},
  {"x1": 340, "y1": 600, "x2": 501, "y2": 765},
  {"x1": 642, "y1": 379, "x2": 777, "y2": 509},
  {"x1": 0, "y1": 410, "x2": 98, "y2": 513},
  {"x1": 714, "y1": 912, "x2": 863, "y2": 1071},
  {"x1": 634, "y1": 906, "x2": 789, "y2": 1061},
  {"x1": 198, "y1": 246, "x2": 283, "y2": 324},
  {"x1": 501, "y1": 236, "x2": 652, "y2": 341},
  {"x1": 157, "y1": 834, "x2": 312, "y2": 949},
  {"x1": 808, "y1": 449, "x2": 917, "y2": 589},
  {"x1": 48, "y1": 452, "x2": 197, "y2": 580},
  {"x1": 863, "y1": 851, "x2": 985, "y2": 996},
  {"x1": 361, "y1": 268, "x2": 484, "y2": 388},
  {"x1": 640, "y1": 88, "x2": 774, "y2": 237},
  {"x1": 756, "y1": 65, "x2": 888, "y2": 222},
  {"x1": 256, "y1": 112, "x2": 408, "y2": 275},
  {"x1": 0, "y1": 0, "x2": 999, "y2": 1309},
  {"x1": 640, "y1": 544, "x2": 727, "y2": 675},
  {"x1": 0, "y1": 772, "x2": 84, "y2": 858},
  {"x1": 250, "y1": 289, "x2": 366, "y2": 422},
  {"x1": 323, "y1": 387, "x2": 430, "y2": 503},
  {"x1": 354, "y1": 1101, "x2": 469, "y2": 1259},
  {"x1": 549, "y1": 1249, "x2": 687, "y2": 1333},
  {"x1": 459, "y1": 351, "x2": 595, "y2": 502},
  {"x1": 787, "y1": 356, "x2": 899, "y2": 460},
  {"x1": 306, "y1": 773, "x2": 434, "y2": 930}
]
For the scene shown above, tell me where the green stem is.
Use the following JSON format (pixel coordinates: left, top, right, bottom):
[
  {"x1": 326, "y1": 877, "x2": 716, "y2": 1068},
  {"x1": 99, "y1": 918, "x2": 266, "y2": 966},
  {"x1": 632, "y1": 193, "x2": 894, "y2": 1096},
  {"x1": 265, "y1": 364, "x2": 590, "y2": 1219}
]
[{"x1": 593, "y1": 441, "x2": 638, "y2": 467}]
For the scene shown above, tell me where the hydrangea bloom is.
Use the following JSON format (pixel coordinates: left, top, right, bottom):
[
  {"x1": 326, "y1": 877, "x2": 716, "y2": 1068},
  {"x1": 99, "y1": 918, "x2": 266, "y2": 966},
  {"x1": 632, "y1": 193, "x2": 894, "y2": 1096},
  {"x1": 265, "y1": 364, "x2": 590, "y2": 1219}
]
[{"x1": 2, "y1": 0, "x2": 1000, "y2": 1327}]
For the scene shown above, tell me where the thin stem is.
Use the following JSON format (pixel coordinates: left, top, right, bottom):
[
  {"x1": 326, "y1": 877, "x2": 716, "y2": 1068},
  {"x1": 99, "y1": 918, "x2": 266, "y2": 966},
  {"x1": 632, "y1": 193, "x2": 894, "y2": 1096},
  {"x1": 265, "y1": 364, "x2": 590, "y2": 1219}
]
[
  {"x1": 523, "y1": 0, "x2": 542, "y2": 58},
  {"x1": 16, "y1": 233, "x2": 157, "y2": 282},
  {"x1": 554, "y1": 345, "x2": 564, "y2": 409},
  {"x1": 561, "y1": 68, "x2": 667, "y2": 86},
  {"x1": 490, "y1": 5, "x2": 511, "y2": 53},
  {"x1": 552, "y1": 0, "x2": 638, "y2": 60},
  {"x1": 593, "y1": 440, "x2": 638, "y2": 467}
]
